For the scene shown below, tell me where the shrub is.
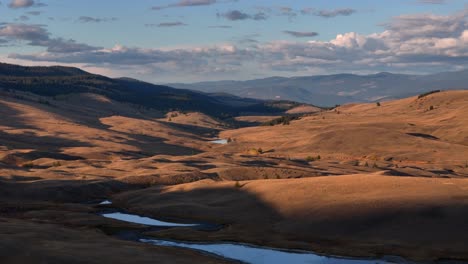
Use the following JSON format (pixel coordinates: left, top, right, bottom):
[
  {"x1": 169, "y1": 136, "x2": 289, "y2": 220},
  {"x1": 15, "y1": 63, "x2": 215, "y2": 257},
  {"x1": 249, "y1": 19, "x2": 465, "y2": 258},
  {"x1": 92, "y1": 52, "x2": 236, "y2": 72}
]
[
  {"x1": 52, "y1": 161, "x2": 61, "y2": 167},
  {"x1": 262, "y1": 115, "x2": 300, "y2": 126},
  {"x1": 376, "y1": 102, "x2": 381, "y2": 107},
  {"x1": 429, "y1": 105, "x2": 434, "y2": 111},
  {"x1": 418, "y1": 90, "x2": 440, "y2": 99},
  {"x1": 235, "y1": 181, "x2": 242, "y2": 188},
  {"x1": 248, "y1": 148, "x2": 261, "y2": 155},
  {"x1": 306, "y1": 155, "x2": 321, "y2": 162}
]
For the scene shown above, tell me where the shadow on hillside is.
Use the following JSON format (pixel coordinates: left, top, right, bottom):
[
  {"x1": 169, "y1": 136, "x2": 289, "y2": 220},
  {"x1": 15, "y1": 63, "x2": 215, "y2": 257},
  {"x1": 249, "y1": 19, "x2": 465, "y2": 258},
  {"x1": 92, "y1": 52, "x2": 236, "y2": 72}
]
[
  {"x1": 0, "y1": 98, "x2": 94, "y2": 155},
  {"x1": 0, "y1": 100, "x2": 40, "y2": 130},
  {"x1": 179, "y1": 160, "x2": 217, "y2": 170},
  {"x1": 13, "y1": 151, "x2": 84, "y2": 161},
  {"x1": 0, "y1": 178, "x2": 135, "y2": 203},
  {"x1": 0, "y1": 130, "x2": 92, "y2": 151},
  {"x1": 3, "y1": 173, "x2": 468, "y2": 260},
  {"x1": 1, "y1": 91, "x2": 159, "y2": 132},
  {"x1": 120, "y1": 133, "x2": 202, "y2": 157},
  {"x1": 118, "y1": 185, "x2": 284, "y2": 227},
  {"x1": 406, "y1": 133, "x2": 439, "y2": 140},
  {"x1": 126, "y1": 183, "x2": 468, "y2": 260},
  {"x1": 0, "y1": 98, "x2": 202, "y2": 158},
  {"x1": 158, "y1": 121, "x2": 221, "y2": 139},
  {"x1": 240, "y1": 160, "x2": 278, "y2": 167}
]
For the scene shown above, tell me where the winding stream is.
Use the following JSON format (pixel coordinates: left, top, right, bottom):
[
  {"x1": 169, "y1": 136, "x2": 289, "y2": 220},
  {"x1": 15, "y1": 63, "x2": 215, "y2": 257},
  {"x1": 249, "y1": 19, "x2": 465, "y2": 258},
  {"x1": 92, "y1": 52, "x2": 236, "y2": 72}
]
[
  {"x1": 100, "y1": 208, "x2": 396, "y2": 264},
  {"x1": 210, "y1": 139, "x2": 228, "y2": 144},
  {"x1": 102, "y1": 212, "x2": 198, "y2": 227},
  {"x1": 140, "y1": 238, "x2": 393, "y2": 264}
]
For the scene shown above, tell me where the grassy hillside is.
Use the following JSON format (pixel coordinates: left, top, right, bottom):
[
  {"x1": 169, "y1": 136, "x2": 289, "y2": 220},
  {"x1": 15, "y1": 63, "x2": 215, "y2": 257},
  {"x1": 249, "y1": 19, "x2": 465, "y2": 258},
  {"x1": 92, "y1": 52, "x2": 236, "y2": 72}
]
[
  {"x1": 1, "y1": 87, "x2": 468, "y2": 262},
  {"x1": 0, "y1": 63, "x2": 294, "y2": 118}
]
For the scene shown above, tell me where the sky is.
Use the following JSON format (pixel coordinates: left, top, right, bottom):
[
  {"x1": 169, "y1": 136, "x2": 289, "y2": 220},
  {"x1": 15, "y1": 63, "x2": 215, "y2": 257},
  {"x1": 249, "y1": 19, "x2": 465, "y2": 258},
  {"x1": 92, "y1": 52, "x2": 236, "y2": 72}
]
[{"x1": 0, "y1": 0, "x2": 467, "y2": 83}]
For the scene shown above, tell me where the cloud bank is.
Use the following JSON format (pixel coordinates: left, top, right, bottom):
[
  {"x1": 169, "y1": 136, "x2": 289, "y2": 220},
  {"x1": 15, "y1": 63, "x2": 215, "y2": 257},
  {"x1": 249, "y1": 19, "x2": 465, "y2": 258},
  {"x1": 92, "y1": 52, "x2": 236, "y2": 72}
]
[{"x1": 3, "y1": 8, "x2": 468, "y2": 81}]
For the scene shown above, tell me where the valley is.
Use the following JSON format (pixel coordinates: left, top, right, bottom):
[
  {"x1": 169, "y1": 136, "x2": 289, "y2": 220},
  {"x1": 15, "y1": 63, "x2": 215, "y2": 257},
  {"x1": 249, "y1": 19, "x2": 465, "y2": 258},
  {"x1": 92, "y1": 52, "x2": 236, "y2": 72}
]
[{"x1": 0, "y1": 64, "x2": 467, "y2": 263}]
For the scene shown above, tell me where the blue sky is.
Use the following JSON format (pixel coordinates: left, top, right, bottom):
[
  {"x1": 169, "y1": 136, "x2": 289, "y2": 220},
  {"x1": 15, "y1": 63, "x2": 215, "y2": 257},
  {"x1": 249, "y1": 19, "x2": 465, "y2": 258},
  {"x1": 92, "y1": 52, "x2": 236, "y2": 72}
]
[{"x1": 1, "y1": 0, "x2": 467, "y2": 82}]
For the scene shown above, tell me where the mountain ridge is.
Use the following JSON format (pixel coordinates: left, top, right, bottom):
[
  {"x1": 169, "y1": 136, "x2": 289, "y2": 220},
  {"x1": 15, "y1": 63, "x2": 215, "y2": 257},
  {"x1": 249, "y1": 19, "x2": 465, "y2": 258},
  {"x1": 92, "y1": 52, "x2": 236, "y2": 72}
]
[
  {"x1": 0, "y1": 62, "x2": 300, "y2": 118},
  {"x1": 168, "y1": 70, "x2": 468, "y2": 106}
]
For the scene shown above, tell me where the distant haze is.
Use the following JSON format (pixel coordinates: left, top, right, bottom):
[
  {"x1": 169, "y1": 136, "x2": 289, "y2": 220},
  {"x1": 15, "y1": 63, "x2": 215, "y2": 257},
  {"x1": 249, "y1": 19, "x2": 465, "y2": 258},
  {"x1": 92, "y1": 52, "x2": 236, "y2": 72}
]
[{"x1": 169, "y1": 70, "x2": 468, "y2": 106}]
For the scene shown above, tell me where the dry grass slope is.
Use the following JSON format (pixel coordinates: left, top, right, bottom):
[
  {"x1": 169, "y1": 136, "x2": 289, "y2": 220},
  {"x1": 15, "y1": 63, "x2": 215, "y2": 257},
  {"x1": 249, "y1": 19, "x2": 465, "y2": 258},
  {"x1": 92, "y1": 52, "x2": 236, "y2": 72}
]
[{"x1": 0, "y1": 89, "x2": 467, "y2": 263}]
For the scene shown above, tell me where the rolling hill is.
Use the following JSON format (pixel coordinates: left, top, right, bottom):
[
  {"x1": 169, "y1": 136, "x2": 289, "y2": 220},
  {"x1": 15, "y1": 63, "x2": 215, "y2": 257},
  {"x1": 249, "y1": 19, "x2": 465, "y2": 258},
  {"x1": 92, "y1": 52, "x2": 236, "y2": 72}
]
[
  {"x1": 1, "y1": 64, "x2": 468, "y2": 263},
  {"x1": 0, "y1": 63, "x2": 298, "y2": 119}
]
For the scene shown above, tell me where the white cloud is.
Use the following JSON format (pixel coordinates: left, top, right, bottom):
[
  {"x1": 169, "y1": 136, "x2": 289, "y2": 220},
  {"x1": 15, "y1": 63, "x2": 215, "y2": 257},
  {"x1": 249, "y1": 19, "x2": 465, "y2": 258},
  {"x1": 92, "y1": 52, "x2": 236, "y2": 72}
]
[
  {"x1": 0, "y1": 23, "x2": 100, "y2": 53},
  {"x1": 460, "y1": 30, "x2": 468, "y2": 43},
  {"x1": 4, "y1": 8, "x2": 468, "y2": 81}
]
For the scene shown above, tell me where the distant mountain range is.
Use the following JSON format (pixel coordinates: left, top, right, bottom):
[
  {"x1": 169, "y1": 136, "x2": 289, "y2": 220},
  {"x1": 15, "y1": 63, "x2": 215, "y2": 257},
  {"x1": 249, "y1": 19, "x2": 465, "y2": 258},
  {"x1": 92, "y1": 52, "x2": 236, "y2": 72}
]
[
  {"x1": 0, "y1": 63, "x2": 299, "y2": 118},
  {"x1": 168, "y1": 70, "x2": 468, "y2": 106},
  {"x1": 3, "y1": 62, "x2": 466, "y2": 111}
]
